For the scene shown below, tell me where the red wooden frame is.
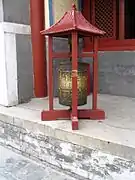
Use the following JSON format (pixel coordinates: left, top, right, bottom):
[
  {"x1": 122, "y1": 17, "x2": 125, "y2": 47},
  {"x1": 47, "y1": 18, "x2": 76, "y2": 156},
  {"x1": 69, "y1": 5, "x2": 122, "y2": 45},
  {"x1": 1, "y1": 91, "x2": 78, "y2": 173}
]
[
  {"x1": 41, "y1": 4, "x2": 105, "y2": 130},
  {"x1": 71, "y1": 32, "x2": 78, "y2": 129},
  {"x1": 41, "y1": 109, "x2": 105, "y2": 121},
  {"x1": 83, "y1": 0, "x2": 135, "y2": 51},
  {"x1": 41, "y1": 35, "x2": 105, "y2": 130}
]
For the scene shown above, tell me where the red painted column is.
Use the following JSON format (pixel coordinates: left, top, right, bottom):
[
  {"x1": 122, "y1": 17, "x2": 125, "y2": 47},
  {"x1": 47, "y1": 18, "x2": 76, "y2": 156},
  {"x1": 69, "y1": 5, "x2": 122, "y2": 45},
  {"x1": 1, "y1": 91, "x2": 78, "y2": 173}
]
[
  {"x1": 71, "y1": 32, "x2": 78, "y2": 130},
  {"x1": 91, "y1": 0, "x2": 95, "y2": 25},
  {"x1": 82, "y1": 0, "x2": 90, "y2": 21},
  {"x1": 92, "y1": 37, "x2": 98, "y2": 110},
  {"x1": 82, "y1": 0, "x2": 91, "y2": 51},
  {"x1": 30, "y1": 0, "x2": 47, "y2": 97},
  {"x1": 119, "y1": 0, "x2": 125, "y2": 39},
  {"x1": 48, "y1": 36, "x2": 53, "y2": 110}
]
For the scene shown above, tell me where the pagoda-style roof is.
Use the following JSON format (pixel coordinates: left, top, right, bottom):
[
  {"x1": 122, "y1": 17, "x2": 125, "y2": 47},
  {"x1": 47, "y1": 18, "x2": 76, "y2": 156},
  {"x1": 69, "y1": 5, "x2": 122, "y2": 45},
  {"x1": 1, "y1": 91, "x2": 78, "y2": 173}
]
[{"x1": 41, "y1": 4, "x2": 105, "y2": 37}]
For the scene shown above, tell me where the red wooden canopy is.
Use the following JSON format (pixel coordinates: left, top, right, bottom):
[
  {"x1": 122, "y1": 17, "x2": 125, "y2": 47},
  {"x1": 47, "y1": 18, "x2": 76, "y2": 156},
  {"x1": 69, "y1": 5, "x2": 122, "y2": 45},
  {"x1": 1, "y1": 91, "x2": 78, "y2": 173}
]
[
  {"x1": 41, "y1": 4, "x2": 105, "y2": 37},
  {"x1": 41, "y1": 4, "x2": 106, "y2": 130}
]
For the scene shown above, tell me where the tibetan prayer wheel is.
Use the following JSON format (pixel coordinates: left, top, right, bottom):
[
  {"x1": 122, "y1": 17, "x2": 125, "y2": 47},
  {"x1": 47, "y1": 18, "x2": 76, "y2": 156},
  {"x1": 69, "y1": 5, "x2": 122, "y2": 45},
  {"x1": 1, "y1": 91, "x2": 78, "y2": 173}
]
[
  {"x1": 58, "y1": 61, "x2": 88, "y2": 106},
  {"x1": 41, "y1": 4, "x2": 106, "y2": 130}
]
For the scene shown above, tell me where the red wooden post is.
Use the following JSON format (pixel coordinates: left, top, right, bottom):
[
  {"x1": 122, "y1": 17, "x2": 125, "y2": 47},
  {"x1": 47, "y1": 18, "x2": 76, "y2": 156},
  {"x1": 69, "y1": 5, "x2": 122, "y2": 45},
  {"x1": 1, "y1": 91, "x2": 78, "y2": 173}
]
[
  {"x1": 82, "y1": 0, "x2": 91, "y2": 95},
  {"x1": 92, "y1": 37, "x2": 98, "y2": 110},
  {"x1": 30, "y1": 0, "x2": 47, "y2": 97},
  {"x1": 82, "y1": 0, "x2": 91, "y2": 52},
  {"x1": 71, "y1": 31, "x2": 78, "y2": 130},
  {"x1": 48, "y1": 36, "x2": 53, "y2": 110},
  {"x1": 82, "y1": 0, "x2": 90, "y2": 21},
  {"x1": 91, "y1": 0, "x2": 95, "y2": 25},
  {"x1": 119, "y1": 0, "x2": 125, "y2": 39},
  {"x1": 113, "y1": 0, "x2": 117, "y2": 38}
]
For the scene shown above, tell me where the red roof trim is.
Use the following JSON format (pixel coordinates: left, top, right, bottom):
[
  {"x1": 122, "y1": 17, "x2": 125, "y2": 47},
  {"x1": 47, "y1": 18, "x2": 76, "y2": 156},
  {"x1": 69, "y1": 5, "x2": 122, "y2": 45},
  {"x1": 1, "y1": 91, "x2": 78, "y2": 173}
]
[{"x1": 41, "y1": 4, "x2": 105, "y2": 36}]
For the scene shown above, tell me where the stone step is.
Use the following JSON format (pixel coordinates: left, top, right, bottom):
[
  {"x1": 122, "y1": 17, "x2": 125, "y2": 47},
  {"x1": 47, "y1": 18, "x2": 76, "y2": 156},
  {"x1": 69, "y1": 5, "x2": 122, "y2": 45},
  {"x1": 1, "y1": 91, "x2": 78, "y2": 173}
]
[{"x1": 0, "y1": 95, "x2": 135, "y2": 179}]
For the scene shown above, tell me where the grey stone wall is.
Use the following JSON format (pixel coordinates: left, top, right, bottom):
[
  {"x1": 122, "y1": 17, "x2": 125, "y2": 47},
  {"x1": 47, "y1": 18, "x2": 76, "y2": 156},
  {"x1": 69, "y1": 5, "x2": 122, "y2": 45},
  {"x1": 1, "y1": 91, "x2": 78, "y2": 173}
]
[
  {"x1": 16, "y1": 34, "x2": 33, "y2": 103},
  {"x1": 15, "y1": 36, "x2": 135, "y2": 101},
  {"x1": 98, "y1": 51, "x2": 135, "y2": 97},
  {"x1": 0, "y1": 118, "x2": 135, "y2": 180},
  {"x1": 53, "y1": 38, "x2": 135, "y2": 98},
  {"x1": 2, "y1": 0, "x2": 30, "y2": 24}
]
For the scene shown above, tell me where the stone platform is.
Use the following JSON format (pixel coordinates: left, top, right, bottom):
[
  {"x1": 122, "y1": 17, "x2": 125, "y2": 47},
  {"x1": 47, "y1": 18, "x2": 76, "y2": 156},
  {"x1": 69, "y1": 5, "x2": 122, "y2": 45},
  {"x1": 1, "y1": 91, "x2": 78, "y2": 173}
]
[{"x1": 0, "y1": 94, "x2": 135, "y2": 179}]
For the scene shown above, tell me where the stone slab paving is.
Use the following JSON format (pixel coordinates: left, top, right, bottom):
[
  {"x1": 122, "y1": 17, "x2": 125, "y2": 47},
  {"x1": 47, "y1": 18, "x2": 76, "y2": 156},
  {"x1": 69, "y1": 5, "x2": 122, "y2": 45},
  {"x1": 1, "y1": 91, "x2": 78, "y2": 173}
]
[
  {"x1": 0, "y1": 145, "x2": 76, "y2": 180},
  {"x1": 0, "y1": 146, "x2": 135, "y2": 180},
  {"x1": 0, "y1": 94, "x2": 135, "y2": 160}
]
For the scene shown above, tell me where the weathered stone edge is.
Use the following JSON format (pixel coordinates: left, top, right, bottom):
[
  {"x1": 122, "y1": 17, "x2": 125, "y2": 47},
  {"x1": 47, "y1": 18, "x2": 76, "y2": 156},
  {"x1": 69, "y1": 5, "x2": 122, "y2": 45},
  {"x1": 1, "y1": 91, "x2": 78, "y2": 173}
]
[
  {"x1": 0, "y1": 111, "x2": 135, "y2": 161},
  {"x1": 0, "y1": 114, "x2": 135, "y2": 180}
]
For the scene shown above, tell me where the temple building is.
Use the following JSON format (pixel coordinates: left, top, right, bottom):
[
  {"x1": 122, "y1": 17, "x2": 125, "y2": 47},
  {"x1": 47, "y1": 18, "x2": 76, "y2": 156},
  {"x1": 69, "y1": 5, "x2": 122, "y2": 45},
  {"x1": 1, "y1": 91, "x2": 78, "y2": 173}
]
[{"x1": 0, "y1": 0, "x2": 135, "y2": 106}]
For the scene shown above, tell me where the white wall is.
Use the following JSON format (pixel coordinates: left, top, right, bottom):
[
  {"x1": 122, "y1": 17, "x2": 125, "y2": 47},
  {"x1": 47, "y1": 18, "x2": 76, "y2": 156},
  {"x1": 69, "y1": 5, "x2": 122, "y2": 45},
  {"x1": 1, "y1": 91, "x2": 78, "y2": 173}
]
[
  {"x1": 0, "y1": 22, "x2": 30, "y2": 106},
  {"x1": 44, "y1": 0, "x2": 50, "y2": 29},
  {"x1": 0, "y1": 24, "x2": 8, "y2": 106},
  {"x1": 53, "y1": 0, "x2": 78, "y2": 23},
  {"x1": 0, "y1": 0, "x2": 78, "y2": 106},
  {"x1": 0, "y1": 0, "x2": 3, "y2": 22}
]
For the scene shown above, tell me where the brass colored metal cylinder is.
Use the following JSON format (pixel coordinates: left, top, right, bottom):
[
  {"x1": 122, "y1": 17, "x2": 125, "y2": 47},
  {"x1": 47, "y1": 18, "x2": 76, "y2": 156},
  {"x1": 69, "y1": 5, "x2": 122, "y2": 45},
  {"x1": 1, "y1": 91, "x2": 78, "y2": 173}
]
[{"x1": 58, "y1": 61, "x2": 88, "y2": 106}]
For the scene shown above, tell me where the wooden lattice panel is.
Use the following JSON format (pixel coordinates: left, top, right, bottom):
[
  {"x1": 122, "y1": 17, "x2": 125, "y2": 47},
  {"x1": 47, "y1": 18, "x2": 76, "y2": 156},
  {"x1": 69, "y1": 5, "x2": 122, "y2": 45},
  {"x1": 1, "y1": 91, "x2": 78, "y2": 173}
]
[{"x1": 95, "y1": 0, "x2": 115, "y2": 38}]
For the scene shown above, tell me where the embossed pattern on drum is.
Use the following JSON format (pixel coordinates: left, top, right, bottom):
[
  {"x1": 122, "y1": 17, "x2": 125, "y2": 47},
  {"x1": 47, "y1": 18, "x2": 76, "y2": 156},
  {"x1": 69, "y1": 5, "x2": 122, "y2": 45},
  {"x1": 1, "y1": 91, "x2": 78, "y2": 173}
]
[{"x1": 58, "y1": 62, "x2": 88, "y2": 106}]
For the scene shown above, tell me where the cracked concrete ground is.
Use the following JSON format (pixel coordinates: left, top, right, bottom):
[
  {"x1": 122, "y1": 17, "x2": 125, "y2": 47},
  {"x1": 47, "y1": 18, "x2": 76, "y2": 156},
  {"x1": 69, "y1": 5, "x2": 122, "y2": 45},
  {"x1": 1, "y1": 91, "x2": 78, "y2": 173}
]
[{"x1": 0, "y1": 145, "x2": 76, "y2": 180}]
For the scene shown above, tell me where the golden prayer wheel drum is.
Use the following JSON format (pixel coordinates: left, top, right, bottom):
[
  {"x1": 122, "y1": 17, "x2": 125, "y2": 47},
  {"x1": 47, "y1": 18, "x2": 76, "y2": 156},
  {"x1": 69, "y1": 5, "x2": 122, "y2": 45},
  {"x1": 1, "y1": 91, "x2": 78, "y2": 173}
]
[{"x1": 58, "y1": 61, "x2": 88, "y2": 106}]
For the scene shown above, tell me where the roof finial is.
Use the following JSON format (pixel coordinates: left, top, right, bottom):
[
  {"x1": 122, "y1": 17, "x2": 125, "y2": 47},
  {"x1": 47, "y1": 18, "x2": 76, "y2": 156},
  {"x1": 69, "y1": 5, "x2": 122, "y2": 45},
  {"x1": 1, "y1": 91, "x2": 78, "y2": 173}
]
[{"x1": 72, "y1": 3, "x2": 77, "y2": 11}]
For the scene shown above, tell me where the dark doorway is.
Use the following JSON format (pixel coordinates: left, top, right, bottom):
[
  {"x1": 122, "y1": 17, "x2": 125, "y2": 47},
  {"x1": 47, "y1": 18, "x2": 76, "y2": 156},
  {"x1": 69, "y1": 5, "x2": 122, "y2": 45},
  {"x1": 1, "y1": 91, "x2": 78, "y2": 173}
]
[{"x1": 125, "y1": 0, "x2": 135, "y2": 39}]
